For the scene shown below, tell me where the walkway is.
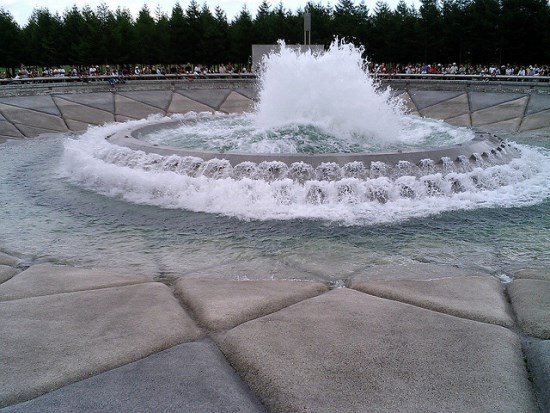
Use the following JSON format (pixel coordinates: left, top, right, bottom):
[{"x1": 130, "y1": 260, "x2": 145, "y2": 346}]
[{"x1": 1, "y1": 251, "x2": 549, "y2": 412}]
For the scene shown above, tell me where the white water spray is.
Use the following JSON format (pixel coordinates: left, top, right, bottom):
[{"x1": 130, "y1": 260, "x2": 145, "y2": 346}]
[{"x1": 253, "y1": 40, "x2": 405, "y2": 144}]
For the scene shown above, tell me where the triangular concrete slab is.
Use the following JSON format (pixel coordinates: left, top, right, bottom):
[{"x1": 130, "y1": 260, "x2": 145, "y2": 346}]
[
  {"x1": 396, "y1": 91, "x2": 417, "y2": 113},
  {"x1": 175, "y1": 279, "x2": 328, "y2": 331},
  {"x1": 409, "y1": 90, "x2": 464, "y2": 110},
  {"x1": 0, "y1": 282, "x2": 201, "y2": 407},
  {"x1": 178, "y1": 89, "x2": 231, "y2": 110},
  {"x1": 508, "y1": 279, "x2": 550, "y2": 339},
  {"x1": 117, "y1": 90, "x2": 173, "y2": 112},
  {"x1": 56, "y1": 92, "x2": 115, "y2": 113},
  {"x1": 217, "y1": 288, "x2": 536, "y2": 413},
  {"x1": 114, "y1": 94, "x2": 164, "y2": 119},
  {"x1": 523, "y1": 339, "x2": 550, "y2": 413},
  {"x1": 235, "y1": 87, "x2": 258, "y2": 101},
  {"x1": 352, "y1": 276, "x2": 513, "y2": 327},
  {"x1": 525, "y1": 93, "x2": 550, "y2": 114},
  {"x1": 65, "y1": 118, "x2": 91, "y2": 132},
  {"x1": 0, "y1": 135, "x2": 19, "y2": 143},
  {"x1": 0, "y1": 104, "x2": 68, "y2": 133},
  {"x1": 525, "y1": 93, "x2": 550, "y2": 115},
  {"x1": 520, "y1": 109, "x2": 550, "y2": 131},
  {"x1": 445, "y1": 113, "x2": 471, "y2": 127},
  {"x1": 0, "y1": 263, "x2": 151, "y2": 301},
  {"x1": 469, "y1": 92, "x2": 525, "y2": 112},
  {"x1": 471, "y1": 96, "x2": 529, "y2": 126},
  {"x1": 0, "y1": 95, "x2": 60, "y2": 116},
  {"x1": 480, "y1": 117, "x2": 522, "y2": 132},
  {"x1": 167, "y1": 93, "x2": 214, "y2": 115},
  {"x1": 420, "y1": 93, "x2": 469, "y2": 120},
  {"x1": 0, "y1": 120, "x2": 24, "y2": 137},
  {"x1": 0, "y1": 266, "x2": 18, "y2": 284},
  {"x1": 54, "y1": 96, "x2": 114, "y2": 125},
  {"x1": 2, "y1": 340, "x2": 267, "y2": 413},
  {"x1": 219, "y1": 91, "x2": 254, "y2": 114},
  {"x1": 115, "y1": 114, "x2": 135, "y2": 123},
  {"x1": 13, "y1": 124, "x2": 67, "y2": 138}
]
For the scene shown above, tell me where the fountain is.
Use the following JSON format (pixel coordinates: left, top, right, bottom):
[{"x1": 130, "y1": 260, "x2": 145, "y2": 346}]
[{"x1": 81, "y1": 40, "x2": 523, "y2": 215}]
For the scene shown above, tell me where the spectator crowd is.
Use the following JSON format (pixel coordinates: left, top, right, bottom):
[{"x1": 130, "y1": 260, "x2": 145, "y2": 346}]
[{"x1": 2, "y1": 61, "x2": 549, "y2": 82}]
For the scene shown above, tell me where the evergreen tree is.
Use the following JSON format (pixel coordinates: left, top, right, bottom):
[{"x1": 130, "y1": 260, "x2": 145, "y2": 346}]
[{"x1": 0, "y1": 9, "x2": 21, "y2": 76}]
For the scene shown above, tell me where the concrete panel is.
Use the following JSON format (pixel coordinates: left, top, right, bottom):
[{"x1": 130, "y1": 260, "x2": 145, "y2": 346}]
[
  {"x1": 0, "y1": 104, "x2": 68, "y2": 133},
  {"x1": 0, "y1": 266, "x2": 18, "y2": 284},
  {"x1": 409, "y1": 90, "x2": 465, "y2": 110},
  {"x1": 0, "y1": 252, "x2": 22, "y2": 267},
  {"x1": 167, "y1": 92, "x2": 214, "y2": 115},
  {"x1": 396, "y1": 91, "x2": 417, "y2": 113},
  {"x1": 469, "y1": 92, "x2": 525, "y2": 112},
  {"x1": 54, "y1": 96, "x2": 114, "y2": 125},
  {"x1": 219, "y1": 91, "x2": 254, "y2": 114},
  {"x1": 0, "y1": 282, "x2": 201, "y2": 407},
  {"x1": 114, "y1": 94, "x2": 164, "y2": 119},
  {"x1": 64, "y1": 118, "x2": 91, "y2": 132},
  {"x1": 0, "y1": 95, "x2": 60, "y2": 116},
  {"x1": 0, "y1": 120, "x2": 24, "y2": 138},
  {"x1": 445, "y1": 113, "x2": 471, "y2": 127},
  {"x1": 471, "y1": 96, "x2": 528, "y2": 126},
  {"x1": 523, "y1": 339, "x2": 550, "y2": 413},
  {"x1": 114, "y1": 114, "x2": 135, "y2": 123},
  {"x1": 520, "y1": 109, "x2": 550, "y2": 131},
  {"x1": 178, "y1": 89, "x2": 231, "y2": 110},
  {"x1": 118, "y1": 90, "x2": 173, "y2": 112},
  {"x1": 420, "y1": 93, "x2": 469, "y2": 120},
  {"x1": 175, "y1": 279, "x2": 328, "y2": 330},
  {"x1": 0, "y1": 263, "x2": 151, "y2": 301},
  {"x1": 352, "y1": 276, "x2": 513, "y2": 327},
  {"x1": 1, "y1": 340, "x2": 267, "y2": 413},
  {"x1": 57, "y1": 92, "x2": 115, "y2": 113},
  {"x1": 235, "y1": 87, "x2": 258, "y2": 101},
  {"x1": 481, "y1": 117, "x2": 522, "y2": 132},
  {"x1": 217, "y1": 289, "x2": 536, "y2": 413},
  {"x1": 525, "y1": 93, "x2": 550, "y2": 115},
  {"x1": 508, "y1": 279, "x2": 550, "y2": 339},
  {"x1": 14, "y1": 124, "x2": 68, "y2": 138}
]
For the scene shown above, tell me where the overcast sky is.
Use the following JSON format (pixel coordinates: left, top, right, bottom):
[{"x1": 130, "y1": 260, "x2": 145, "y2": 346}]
[{"x1": 3, "y1": 0, "x2": 417, "y2": 27}]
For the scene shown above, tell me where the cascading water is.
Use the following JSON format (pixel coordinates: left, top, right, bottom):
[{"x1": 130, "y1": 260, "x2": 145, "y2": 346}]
[{"x1": 60, "y1": 41, "x2": 550, "y2": 226}]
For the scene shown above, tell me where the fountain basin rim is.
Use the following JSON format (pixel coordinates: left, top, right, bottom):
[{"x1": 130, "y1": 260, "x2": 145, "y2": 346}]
[{"x1": 107, "y1": 120, "x2": 514, "y2": 168}]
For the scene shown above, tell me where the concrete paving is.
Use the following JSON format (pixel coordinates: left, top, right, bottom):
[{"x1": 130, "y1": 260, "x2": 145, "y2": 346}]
[
  {"x1": 508, "y1": 279, "x2": 550, "y2": 339},
  {"x1": 217, "y1": 288, "x2": 536, "y2": 413},
  {"x1": 352, "y1": 276, "x2": 514, "y2": 327},
  {"x1": 175, "y1": 279, "x2": 328, "y2": 331},
  {"x1": 0, "y1": 263, "x2": 151, "y2": 301},
  {"x1": 523, "y1": 339, "x2": 550, "y2": 413},
  {"x1": 0, "y1": 253, "x2": 548, "y2": 412},
  {"x1": 1, "y1": 339, "x2": 266, "y2": 413}
]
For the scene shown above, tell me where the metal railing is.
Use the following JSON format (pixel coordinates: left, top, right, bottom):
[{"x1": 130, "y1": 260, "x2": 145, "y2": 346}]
[
  {"x1": 1, "y1": 71, "x2": 549, "y2": 86},
  {"x1": 373, "y1": 73, "x2": 550, "y2": 83},
  {"x1": 0, "y1": 72, "x2": 257, "y2": 85}
]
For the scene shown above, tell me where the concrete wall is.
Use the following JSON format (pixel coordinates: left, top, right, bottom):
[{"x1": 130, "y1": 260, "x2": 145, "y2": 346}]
[{"x1": 0, "y1": 79, "x2": 549, "y2": 142}]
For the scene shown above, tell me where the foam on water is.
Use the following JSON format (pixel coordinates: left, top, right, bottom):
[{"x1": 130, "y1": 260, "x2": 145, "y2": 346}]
[
  {"x1": 138, "y1": 111, "x2": 475, "y2": 154},
  {"x1": 61, "y1": 118, "x2": 550, "y2": 225}
]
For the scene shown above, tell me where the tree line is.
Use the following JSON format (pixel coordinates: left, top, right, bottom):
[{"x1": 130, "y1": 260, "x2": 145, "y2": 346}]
[{"x1": 1, "y1": 0, "x2": 549, "y2": 76}]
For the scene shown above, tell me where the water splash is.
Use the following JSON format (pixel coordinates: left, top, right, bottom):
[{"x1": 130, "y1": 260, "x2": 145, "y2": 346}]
[
  {"x1": 61, "y1": 120, "x2": 550, "y2": 225},
  {"x1": 252, "y1": 40, "x2": 405, "y2": 145}
]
